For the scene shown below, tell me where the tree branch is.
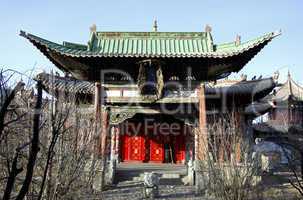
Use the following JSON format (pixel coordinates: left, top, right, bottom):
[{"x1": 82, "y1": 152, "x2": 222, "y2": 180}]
[{"x1": 0, "y1": 82, "x2": 25, "y2": 139}]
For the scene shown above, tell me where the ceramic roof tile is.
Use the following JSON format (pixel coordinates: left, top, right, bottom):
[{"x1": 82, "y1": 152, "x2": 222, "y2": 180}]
[
  {"x1": 21, "y1": 30, "x2": 280, "y2": 58},
  {"x1": 263, "y1": 73, "x2": 303, "y2": 102}
]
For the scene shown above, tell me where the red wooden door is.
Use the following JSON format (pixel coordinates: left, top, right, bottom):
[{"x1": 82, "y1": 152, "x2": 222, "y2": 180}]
[
  {"x1": 130, "y1": 136, "x2": 145, "y2": 161},
  {"x1": 121, "y1": 135, "x2": 145, "y2": 162},
  {"x1": 149, "y1": 135, "x2": 164, "y2": 162},
  {"x1": 174, "y1": 135, "x2": 186, "y2": 163},
  {"x1": 121, "y1": 135, "x2": 130, "y2": 161}
]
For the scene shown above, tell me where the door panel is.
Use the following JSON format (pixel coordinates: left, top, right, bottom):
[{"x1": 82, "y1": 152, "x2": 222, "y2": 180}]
[
  {"x1": 121, "y1": 122, "x2": 187, "y2": 164},
  {"x1": 130, "y1": 136, "x2": 145, "y2": 161},
  {"x1": 121, "y1": 134, "x2": 145, "y2": 162},
  {"x1": 174, "y1": 134, "x2": 186, "y2": 163},
  {"x1": 121, "y1": 135, "x2": 130, "y2": 161},
  {"x1": 149, "y1": 135, "x2": 164, "y2": 162}
]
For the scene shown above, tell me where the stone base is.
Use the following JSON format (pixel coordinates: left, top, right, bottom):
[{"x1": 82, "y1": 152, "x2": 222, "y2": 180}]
[
  {"x1": 194, "y1": 160, "x2": 209, "y2": 195},
  {"x1": 82, "y1": 157, "x2": 118, "y2": 191},
  {"x1": 182, "y1": 160, "x2": 195, "y2": 186},
  {"x1": 104, "y1": 159, "x2": 116, "y2": 186}
]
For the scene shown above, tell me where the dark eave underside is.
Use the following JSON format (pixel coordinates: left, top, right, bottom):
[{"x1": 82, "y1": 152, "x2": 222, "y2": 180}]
[{"x1": 36, "y1": 72, "x2": 275, "y2": 107}]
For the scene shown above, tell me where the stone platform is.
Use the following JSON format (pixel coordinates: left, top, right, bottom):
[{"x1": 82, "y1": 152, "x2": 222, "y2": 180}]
[
  {"x1": 100, "y1": 182, "x2": 206, "y2": 200},
  {"x1": 115, "y1": 163, "x2": 187, "y2": 185}
]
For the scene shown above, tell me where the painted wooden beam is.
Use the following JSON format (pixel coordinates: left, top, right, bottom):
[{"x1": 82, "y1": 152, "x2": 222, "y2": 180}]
[{"x1": 94, "y1": 82, "x2": 101, "y2": 119}]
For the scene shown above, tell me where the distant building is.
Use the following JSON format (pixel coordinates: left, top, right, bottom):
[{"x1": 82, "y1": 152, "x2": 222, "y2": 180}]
[
  {"x1": 254, "y1": 72, "x2": 303, "y2": 138},
  {"x1": 253, "y1": 72, "x2": 303, "y2": 171}
]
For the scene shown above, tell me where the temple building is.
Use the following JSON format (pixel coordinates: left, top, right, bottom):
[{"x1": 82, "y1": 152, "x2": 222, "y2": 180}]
[
  {"x1": 21, "y1": 24, "x2": 280, "y2": 186},
  {"x1": 253, "y1": 72, "x2": 303, "y2": 137},
  {"x1": 253, "y1": 73, "x2": 303, "y2": 170}
]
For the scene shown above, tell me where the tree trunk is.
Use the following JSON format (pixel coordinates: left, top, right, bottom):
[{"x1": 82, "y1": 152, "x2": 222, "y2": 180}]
[
  {"x1": 16, "y1": 81, "x2": 42, "y2": 200},
  {"x1": 3, "y1": 151, "x2": 23, "y2": 200}
]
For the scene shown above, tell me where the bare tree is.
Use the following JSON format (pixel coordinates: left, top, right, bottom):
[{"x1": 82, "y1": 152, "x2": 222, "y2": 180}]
[
  {"x1": 0, "y1": 69, "x2": 101, "y2": 200},
  {"x1": 277, "y1": 131, "x2": 303, "y2": 197},
  {"x1": 198, "y1": 111, "x2": 259, "y2": 200},
  {"x1": 263, "y1": 110, "x2": 303, "y2": 198},
  {"x1": 15, "y1": 80, "x2": 42, "y2": 200}
]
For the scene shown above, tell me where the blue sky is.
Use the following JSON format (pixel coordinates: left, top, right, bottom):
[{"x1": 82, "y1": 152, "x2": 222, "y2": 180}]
[{"x1": 0, "y1": 0, "x2": 302, "y2": 83}]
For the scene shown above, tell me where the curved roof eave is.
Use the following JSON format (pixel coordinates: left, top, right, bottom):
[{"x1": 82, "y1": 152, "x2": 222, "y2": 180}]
[{"x1": 20, "y1": 30, "x2": 280, "y2": 59}]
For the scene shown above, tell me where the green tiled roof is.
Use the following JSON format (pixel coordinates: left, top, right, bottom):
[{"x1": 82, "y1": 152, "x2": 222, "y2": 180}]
[
  {"x1": 20, "y1": 30, "x2": 280, "y2": 58},
  {"x1": 88, "y1": 32, "x2": 214, "y2": 56}
]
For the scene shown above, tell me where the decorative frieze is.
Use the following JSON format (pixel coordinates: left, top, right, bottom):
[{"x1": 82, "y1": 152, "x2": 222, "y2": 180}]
[{"x1": 109, "y1": 111, "x2": 137, "y2": 125}]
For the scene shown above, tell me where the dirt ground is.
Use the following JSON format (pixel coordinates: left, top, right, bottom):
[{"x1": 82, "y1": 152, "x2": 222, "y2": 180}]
[
  {"x1": 253, "y1": 171, "x2": 302, "y2": 200},
  {"x1": 92, "y1": 173, "x2": 302, "y2": 200}
]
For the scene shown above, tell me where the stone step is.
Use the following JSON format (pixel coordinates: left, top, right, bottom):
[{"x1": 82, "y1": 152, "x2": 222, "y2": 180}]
[
  {"x1": 131, "y1": 173, "x2": 185, "y2": 185},
  {"x1": 133, "y1": 173, "x2": 180, "y2": 179},
  {"x1": 161, "y1": 173, "x2": 181, "y2": 179},
  {"x1": 116, "y1": 170, "x2": 185, "y2": 179},
  {"x1": 100, "y1": 184, "x2": 202, "y2": 200},
  {"x1": 115, "y1": 163, "x2": 188, "y2": 185}
]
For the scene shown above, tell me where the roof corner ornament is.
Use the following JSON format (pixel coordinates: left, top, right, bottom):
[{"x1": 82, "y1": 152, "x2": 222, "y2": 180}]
[
  {"x1": 273, "y1": 29, "x2": 282, "y2": 37},
  {"x1": 240, "y1": 74, "x2": 247, "y2": 81},
  {"x1": 235, "y1": 34, "x2": 241, "y2": 46},
  {"x1": 272, "y1": 70, "x2": 279, "y2": 82},
  {"x1": 208, "y1": 80, "x2": 217, "y2": 87},
  {"x1": 90, "y1": 24, "x2": 97, "y2": 34},
  {"x1": 205, "y1": 24, "x2": 212, "y2": 33},
  {"x1": 153, "y1": 19, "x2": 158, "y2": 32},
  {"x1": 19, "y1": 30, "x2": 26, "y2": 37}
]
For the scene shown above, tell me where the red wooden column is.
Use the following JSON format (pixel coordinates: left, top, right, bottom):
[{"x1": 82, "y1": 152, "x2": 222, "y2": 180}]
[
  {"x1": 94, "y1": 82, "x2": 101, "y2": 154},
  {"x1": 94, "y1": 82, "x2": 109, "y2": 158},
  {"x1": 100, "y1": 82, "x2": 109, "y2": 158},
  {"x1": 95, "y1": 82, "x2": 110, "y2": 190},
  {"x1": 110, "y1": 126, "x2": 116, "y2": 160},
  {"x1": 100, "y1": 109, "x2": 109, "y2": 158},
  {"x1": 234, "y1": 110, "x2": 242, "y2": 163},
  {"x1": 114, "y1": 127, "x2": 120, "y2": 159},
  {"x1": 198, "y1": 84, "x2": 208, "y2": 160},
  {"x1": 194, "y1": 83, "x2": 209, "y2": 192}
]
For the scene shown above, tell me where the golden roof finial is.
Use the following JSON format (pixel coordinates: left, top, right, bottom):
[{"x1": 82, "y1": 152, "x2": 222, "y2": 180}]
[{"x1": 153, "y1": 19, "x2": 158, "y2": 32}]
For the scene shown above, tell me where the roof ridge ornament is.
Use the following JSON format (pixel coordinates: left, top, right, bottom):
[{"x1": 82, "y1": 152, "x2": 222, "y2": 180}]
[
  {"x1": 153, "y1": 19, "x2": 158, "y2": 32},
  {"x1": 240, "y1": 74, "x2": 247, "y2": 81},
  {"x1": 272, "y1": 71, "x2": 279, "y2": 83},
  {"x1": 205, "y1": 24, "x2": 212, "y2": 33},
  {"x1": 90, "y1": 24, "x2": 97, "y2": 34},
  {"x1": 20, "y1": 30, "x2": 27, "y2": 37},
  {"x1": 235, "y1": 34, "x2": 241, "y2": 46},
  {"x1": 273, "y1": 29, "x2": 282, "y2": 37}
]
